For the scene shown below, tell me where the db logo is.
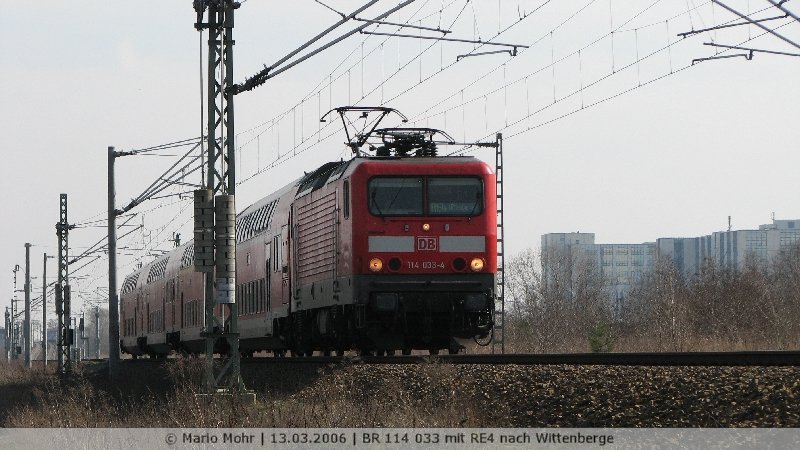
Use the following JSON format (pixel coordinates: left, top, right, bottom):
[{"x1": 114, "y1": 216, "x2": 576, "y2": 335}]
[{"x1": 417, "y1": 236, "x2": 438, "y2": 251}]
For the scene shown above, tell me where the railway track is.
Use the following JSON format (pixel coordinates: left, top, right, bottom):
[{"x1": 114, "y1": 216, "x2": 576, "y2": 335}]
[{"x1": 96, "y1": 350, "x2": 800, "y2": 367}]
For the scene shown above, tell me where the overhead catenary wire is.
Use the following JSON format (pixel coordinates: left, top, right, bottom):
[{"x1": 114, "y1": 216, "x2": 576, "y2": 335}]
[
  {"x1": 37, "y1": 1, "x2": 791, "y2": 313},
  {"x1": 766, "y1": 0, "x2": 800, "y2": 25},
  {"x1": 426, "y1": 0, "x2": 782, "y2": 133},
  {"x1": 411, "y1": 0, "x2": 665, "y2": 123},
  {"x1": 235, "y1": 0, "x2": 498, "y2": 183},
  {"x1": 232, "y1": 0, "x2": 415, "y2": 94},
  {"x1": 121, "y1": 141, "x2": 204, "y2": 214},
  {"x1": 712, "y1": 0, "x2": 800, "y2": 50},
  {"x1": 235, "y1": 0, "x2": 528, "y2": 181},
  {"x1": 232, "y1": 0, "x2": 441, "y2": 155},
  {"x1": 446, "y1": 18, "x2": 795, "y2": 158},
  {"x1": 313, "y1": 0, "x2": 346, "y2": 18}
]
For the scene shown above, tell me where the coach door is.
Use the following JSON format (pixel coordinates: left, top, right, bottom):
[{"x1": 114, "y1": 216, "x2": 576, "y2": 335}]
[
  {"x1": 281, "y1": 223, "x2": 291, "y2": 308},
  {"x1": 264, "y1": 242, "x2": 272, "y2": 312},
  {"x1": 136, "y1": 291, "x2": 142, "y2": 335},
  {"x1": 264, "y1": 242, "x2": 272, "y2": 335}
]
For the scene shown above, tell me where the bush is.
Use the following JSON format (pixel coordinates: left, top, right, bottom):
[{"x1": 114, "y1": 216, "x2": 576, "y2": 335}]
[{"x1": 588, "y1": 324, "x2": 614, "y2": 353}]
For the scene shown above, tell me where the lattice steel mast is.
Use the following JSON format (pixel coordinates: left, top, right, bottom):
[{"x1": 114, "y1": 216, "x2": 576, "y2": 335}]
[
  {"x1": 193, "y1": 0, "x2": 247, "y2": 396},
  {"x1": 55, "y1": 193, "x2": 73, "y2": 374}
]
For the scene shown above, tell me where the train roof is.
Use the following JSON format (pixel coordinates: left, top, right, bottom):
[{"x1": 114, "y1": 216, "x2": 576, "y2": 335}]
[{"x1": 121, "y1": 154, "x2": 487, "y2": 292}]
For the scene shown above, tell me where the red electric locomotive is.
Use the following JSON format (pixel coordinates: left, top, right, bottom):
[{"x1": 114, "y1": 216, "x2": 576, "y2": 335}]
[{"x1": 120, "y1": 110, "x2": 496, "y2": 357}]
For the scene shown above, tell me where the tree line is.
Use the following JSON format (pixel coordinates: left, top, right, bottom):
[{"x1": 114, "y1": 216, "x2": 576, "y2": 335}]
[{"x1": 504, "y1": 243, "x2": 800, "y2": 352}]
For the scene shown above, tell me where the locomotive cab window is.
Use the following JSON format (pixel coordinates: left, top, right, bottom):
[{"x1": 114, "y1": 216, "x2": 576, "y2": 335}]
[
  {"x1": 428, "y1": 177, "x2": 483, "y2": 216},
  {"x1": 368, "y1": 176, "x2": 483, "y2": 217},
  {"x1": 368, "y1": 177, "x2": 423, "y2": 216}
]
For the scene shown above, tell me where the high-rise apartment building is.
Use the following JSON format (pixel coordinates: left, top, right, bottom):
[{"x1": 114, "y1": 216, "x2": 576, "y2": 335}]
[
  {"x1": 541, "y1": 232, "x2": 656, "y2": 311},
  {"x1": 658, "y1": 218, "x2": 800, "y2": 279},
  {"x1": 542, "y1": 218, "x2": 799, "y2": 308}
]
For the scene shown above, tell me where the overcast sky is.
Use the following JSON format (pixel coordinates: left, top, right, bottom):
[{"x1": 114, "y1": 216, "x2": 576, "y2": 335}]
[{"x1": 2, "y1": 0, "x2": 798, "y2": 319}]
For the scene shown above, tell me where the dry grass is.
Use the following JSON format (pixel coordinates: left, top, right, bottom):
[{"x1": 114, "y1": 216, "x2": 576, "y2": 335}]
[{"x1": 0, "y1": 358, "x2": 486, "y2": 428}]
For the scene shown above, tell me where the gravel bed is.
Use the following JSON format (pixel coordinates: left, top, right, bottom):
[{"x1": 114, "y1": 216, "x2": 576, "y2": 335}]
[{"x1": 283, "y1": 363, "x2": 800, "y2": 427}]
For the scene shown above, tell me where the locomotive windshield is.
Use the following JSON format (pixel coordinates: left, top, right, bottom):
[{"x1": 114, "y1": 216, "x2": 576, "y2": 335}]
[
  {"x1": 369, "y1": 176, "x2": 483, "y2": 217},
  {"x1": 428, "y1": 177, "x2": 483, "y2": 215},
  {"x1": 369, "y1": 177, "x2": 424, "y2": 216}
]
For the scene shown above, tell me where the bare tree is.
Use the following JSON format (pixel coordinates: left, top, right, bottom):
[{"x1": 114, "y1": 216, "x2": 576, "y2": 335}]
[
  {"x1": 620, "y1": 257, "x2": 690, "y2": 351},
  {"x1": 506, "y1": 247, "x2": 611, "y2": 353},
  {"x1": 762, "y1": 243, "x2": 800, "y2": 348}
]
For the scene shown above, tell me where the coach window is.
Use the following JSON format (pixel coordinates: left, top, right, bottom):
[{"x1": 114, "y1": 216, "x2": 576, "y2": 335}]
[
  {"x1": 368, "y1": 177, "x2": 423, "y2": 216},
  {"x1": 272, "y1": 236, "x2": 281, "y2": 272},
  {"x1": 428, "y1": 177, "x2": 483, "y2": 216}
]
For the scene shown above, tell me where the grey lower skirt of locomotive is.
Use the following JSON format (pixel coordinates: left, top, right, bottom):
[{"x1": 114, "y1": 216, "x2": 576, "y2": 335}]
[{"x1": 284, "y1": 272, "x2": 495, "y2": 356}]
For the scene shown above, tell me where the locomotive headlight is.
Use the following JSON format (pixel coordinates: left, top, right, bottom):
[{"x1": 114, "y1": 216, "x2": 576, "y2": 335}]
[
  {"x1": 422, "y1": 223, "x2": 431, "y2": 231},
  {"x1": 369, "y1": 258, "x2": 384, "y2": 272},
  {"x1": 470, "y1": 257, "x2": 485, "y2": 272}
]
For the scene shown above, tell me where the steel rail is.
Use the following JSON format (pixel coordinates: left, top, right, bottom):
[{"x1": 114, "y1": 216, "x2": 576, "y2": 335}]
[{"x1": 105, "y1": 351, "x2": 800, "y2": 367}]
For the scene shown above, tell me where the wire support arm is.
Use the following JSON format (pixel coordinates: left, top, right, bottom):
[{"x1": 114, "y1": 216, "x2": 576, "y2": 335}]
[
  {"x1": 353, "y1": 17, "x2": 451, "y2": 34},
  {"x1": 126, "y1": 137, "x2": 202, "y2": 155},
  {"x1": 457, "y1": 49, "x2": 517, "y2": 60},
  {"x1": 121, "y1": 142, "x2": 204, "y2": 214},
  {"x1": 360, "y1": 30, "x2": 529, "y2": 51},
  {"x1": 231, "y1": 0, "x2": 413, "y2": 95},
  {"x1": 712, "y1": 0, "x2": 800, "y2": 50},
  {"x1": 677, "y1": 13, "x2": 789, "y2": 37},
  {"x1": 766, "y1": 0, "x2": 800, "y2": 25},
  {"x1": 704, "y1": 41, "x2": 800, "y2": 57}
]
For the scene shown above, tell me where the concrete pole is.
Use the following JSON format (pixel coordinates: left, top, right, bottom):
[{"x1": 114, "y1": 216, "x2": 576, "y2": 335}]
[
  {"x1": 94, "y1": 306, "x2": 100, "y2": 359},
  {"x1": 42, "y1": 253, "x2": 47, "y2": 365},
  {"x1": 80, "y1": 312, "x2": 85, "y2": 360},
  {"x1": 108, "y1": 146, "x2": 120, "y2": 380},
  {"x1": 24, "y1": 243, "x2": 31, "y2": 368},
  {"x1": 4, "y1": 307, "x2": 9, "y2": 360}
]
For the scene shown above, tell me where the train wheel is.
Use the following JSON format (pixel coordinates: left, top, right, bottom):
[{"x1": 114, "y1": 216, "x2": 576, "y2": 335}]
[
  {"x1": 429, "y1": 349, "x2": 439, "y2": 355},
  {"x1": 336, "y1": 349, "x2": 345, "y2": 357},
  {"x1": 401, "y1": 348, "x2": 411, "y2": 356},
  {"x1": 385, "y1": 350, "x2": 395, "y2": 356},
  {"x1": 322, "y1": 350, "x2": 331, "y2": 357},
  {"x1": 448, "y1": 348, "x2": 459, "y2": 355}
]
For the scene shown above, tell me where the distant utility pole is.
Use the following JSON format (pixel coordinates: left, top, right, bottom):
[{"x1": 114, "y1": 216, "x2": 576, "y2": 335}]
[
  {"x1": 4, "y1": 307, "x2": 9, "y2": 360},
  {"x1": 42, "y1": 253, "x2": 50, "y2": 366},
  {"x1": 11, "y1": 265, "x2": 20, "y2": 359},
  {"x1": 94, "y1": 306, "x2": 100, "y2": 359},
  {"x1": 24, "y1": 243, "x2": 31, "y2": 368},
  {"x1": 55, "y1": 193, "x2": 73, "y2": 375},
  {"x1": 80, "y1": 311, "x2": 89, "y2": 360}
]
